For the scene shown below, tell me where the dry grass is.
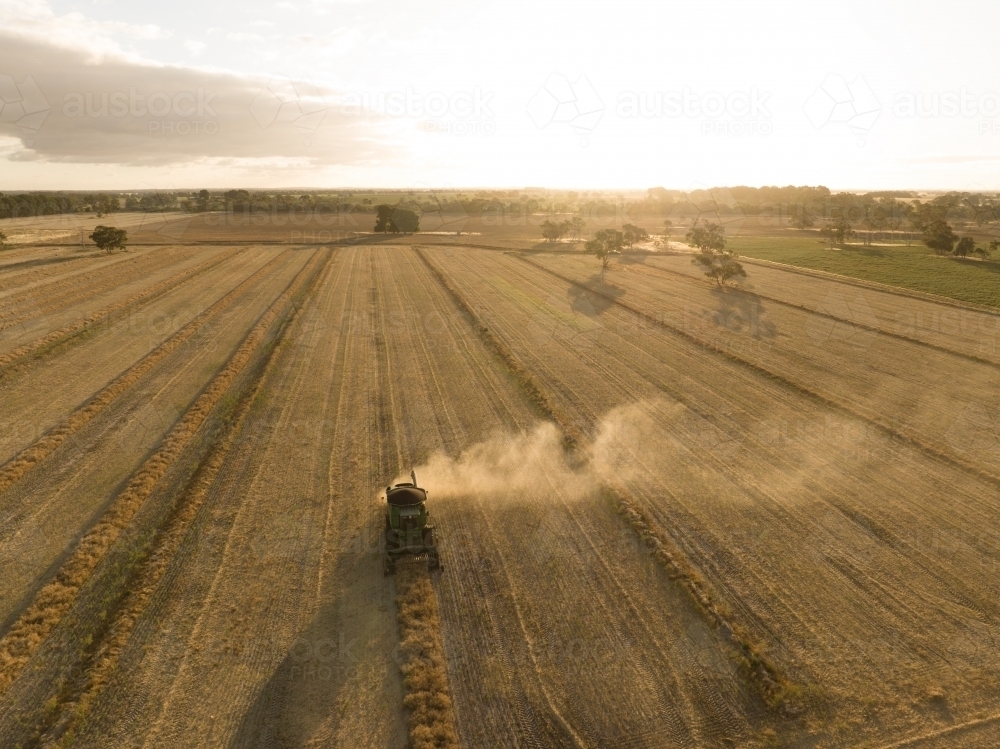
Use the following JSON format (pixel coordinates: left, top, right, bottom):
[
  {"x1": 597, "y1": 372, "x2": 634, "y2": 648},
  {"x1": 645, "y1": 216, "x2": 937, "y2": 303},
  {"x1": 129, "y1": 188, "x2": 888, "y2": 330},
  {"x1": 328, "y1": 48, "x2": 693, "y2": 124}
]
[
  {"x1": 0, "y1": 250, "x2": 288, "y2": 497},
  {"x1": 0, "y1": 250, "x2": 322, "y2": 696},
  {"x1": 0, "y1": 248, "x2": 241, "y2": 374},
  {"x1": 395, "y1": 563, "x2": 460, "y2": 749}
]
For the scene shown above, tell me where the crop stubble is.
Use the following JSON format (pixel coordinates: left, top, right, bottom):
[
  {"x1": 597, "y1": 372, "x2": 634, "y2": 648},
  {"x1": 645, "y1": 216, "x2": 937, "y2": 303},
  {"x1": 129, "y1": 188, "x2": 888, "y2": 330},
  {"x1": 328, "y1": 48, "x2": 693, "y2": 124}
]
[{"x1": 425, "y1": 247, "x2": 1000, "y2": 745}]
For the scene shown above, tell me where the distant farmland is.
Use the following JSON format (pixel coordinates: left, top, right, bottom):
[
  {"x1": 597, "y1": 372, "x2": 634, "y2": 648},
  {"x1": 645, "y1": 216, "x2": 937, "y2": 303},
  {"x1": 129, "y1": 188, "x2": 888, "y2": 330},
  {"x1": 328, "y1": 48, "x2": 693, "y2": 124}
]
[{"x1": 2, "y1": 215, "x2": 1000, "y2": 747}]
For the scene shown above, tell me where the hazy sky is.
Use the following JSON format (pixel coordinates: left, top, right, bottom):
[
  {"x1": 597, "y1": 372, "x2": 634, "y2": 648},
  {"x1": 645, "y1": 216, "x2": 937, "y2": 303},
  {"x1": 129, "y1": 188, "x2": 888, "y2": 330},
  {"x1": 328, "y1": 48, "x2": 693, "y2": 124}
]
[{"x1": 1, "y1": 0, "x2": 999, "y2": 190}]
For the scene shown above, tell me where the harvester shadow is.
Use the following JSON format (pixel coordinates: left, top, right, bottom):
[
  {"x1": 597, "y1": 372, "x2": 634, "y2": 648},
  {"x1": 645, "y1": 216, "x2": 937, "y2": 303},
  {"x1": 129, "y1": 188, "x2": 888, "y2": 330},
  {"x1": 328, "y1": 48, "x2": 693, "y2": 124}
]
[
  {"x1": 227, "y1": 545, "x2": 399, "y2": 748},
  {"x1": 568, "y1": 273, "x2": 625, "y2": 317}
]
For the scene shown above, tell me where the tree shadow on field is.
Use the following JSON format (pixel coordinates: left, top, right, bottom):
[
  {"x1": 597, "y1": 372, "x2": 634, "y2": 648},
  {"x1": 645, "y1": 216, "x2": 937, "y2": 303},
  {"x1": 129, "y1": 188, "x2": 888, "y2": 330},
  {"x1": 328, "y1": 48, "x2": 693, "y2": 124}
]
[
  {"x1": 568, "y1": 273, "x2": 625, "y2": 317},
  {"x1": 710, "y1": 284, "x2": 777, "y2": 340}
]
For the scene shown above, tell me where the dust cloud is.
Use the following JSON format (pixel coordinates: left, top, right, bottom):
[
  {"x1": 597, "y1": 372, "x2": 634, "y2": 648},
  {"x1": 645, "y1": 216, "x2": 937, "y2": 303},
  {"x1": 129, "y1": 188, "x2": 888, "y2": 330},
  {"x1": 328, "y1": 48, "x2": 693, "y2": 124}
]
[{"x1": 404, "y1": 400, "x2": 677, "y2": 502}]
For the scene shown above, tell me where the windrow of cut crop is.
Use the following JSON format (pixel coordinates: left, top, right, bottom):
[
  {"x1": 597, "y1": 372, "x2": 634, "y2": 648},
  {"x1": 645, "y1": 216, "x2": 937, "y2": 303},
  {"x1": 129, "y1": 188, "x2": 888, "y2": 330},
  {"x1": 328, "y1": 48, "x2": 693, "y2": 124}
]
[
  {"x1": 0, "y1": 250, "x2": 290, "y2": 497},
  {"x1": 0, "y1": 248, "x2": 195, "y2": 330},
  {"x1": 0, "y1": 249, "x2": 323, "y2": 697},
  {"x1": 395, "y1": 564, "x2": 460, "y2": 749},
  {"x1": 22, "y1": 250, "x2": 333, "y2": 749},
  {"x1": 0, "y1": 248, "x2": 242, "y2": 375},
  {"x1": 415, "y1": 247, "x2": 796, "y2": 712}
]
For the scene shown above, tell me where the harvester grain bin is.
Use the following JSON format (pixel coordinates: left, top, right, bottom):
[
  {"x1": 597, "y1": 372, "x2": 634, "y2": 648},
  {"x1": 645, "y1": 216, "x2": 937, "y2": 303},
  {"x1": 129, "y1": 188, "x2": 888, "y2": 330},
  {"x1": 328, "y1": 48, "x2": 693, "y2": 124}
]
[{"x1": 383, "y1": 470, "x2": 441, "y2": 575}]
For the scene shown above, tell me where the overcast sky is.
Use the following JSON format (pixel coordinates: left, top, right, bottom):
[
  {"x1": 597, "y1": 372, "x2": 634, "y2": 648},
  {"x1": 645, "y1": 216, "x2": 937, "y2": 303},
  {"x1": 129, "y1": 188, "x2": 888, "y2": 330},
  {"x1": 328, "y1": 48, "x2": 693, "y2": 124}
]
[{"x1": 1, "y1": 0, "x2": 998, "y2": 191}]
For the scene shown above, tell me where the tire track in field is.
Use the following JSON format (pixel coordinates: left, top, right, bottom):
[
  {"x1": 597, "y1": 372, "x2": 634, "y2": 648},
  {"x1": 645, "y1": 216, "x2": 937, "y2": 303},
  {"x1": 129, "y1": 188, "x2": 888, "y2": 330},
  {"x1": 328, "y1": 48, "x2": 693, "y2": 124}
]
[
  {"x1": 504, "y1": 256, "x2": 1000, "y2": 708},
  {"x1": 375, "y1": 249, "x2": 575, "y2": 749},
  {"x1": 484, "y1": 253, "x2": 975, "y2": 696},
  {"x1": 377, "y1": 250, "x2": 579, "y2": 749},
  {"x1": 482, "y1": 253, "x2": 1000, "y2": 726},
  {"x1": 0, "y1": 250, "x2": 321, "y2": 697},
  {"x1": 0, "y1": 250, "x2": 291, "y2": 497},
  {"x1": 520, "y1": 256, "x2": 1000, "y2": 502},
  {"x1": 22, "y1": 251, "x2": 331, "y2": 749},
  {"x1": 0, "y1": 248, "x2": 242, "y2": 375},
  {"x1": 401, "y1": 249, "x2": 764, "y2": 745},
  {"x1": 415, "y1": 246, "x2": 793, "y2": 713}
]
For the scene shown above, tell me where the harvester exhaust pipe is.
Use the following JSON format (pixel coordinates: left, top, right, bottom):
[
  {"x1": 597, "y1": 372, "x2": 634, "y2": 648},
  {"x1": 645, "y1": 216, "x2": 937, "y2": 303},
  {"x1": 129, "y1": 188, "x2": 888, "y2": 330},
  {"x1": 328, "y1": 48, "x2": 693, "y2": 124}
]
[{"x1": 411, "y1": 469, "x2": 418, "y2": 487}]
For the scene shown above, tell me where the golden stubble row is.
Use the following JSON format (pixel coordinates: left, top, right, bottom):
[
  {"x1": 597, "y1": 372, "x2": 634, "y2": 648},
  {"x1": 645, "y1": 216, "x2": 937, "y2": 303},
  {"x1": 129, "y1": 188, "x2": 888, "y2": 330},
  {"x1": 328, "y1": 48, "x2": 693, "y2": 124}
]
[{"x1": 0, "y1": 249, "x2": 323, "y2": 696}]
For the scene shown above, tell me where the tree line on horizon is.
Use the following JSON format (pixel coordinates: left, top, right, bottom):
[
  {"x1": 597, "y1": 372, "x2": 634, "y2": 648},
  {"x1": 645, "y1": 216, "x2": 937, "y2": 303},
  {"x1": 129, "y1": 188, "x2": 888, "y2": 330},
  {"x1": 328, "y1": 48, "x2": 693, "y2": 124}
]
[{"x1": 2, "y1": 188, "x2": 998, "y2": 242}]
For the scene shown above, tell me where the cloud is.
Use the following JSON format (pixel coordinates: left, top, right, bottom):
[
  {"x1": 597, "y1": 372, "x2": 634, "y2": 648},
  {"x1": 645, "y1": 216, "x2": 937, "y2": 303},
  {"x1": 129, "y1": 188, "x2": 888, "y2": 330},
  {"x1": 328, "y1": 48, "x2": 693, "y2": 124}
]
[
  {"x1": 0, "y1": 0, "x2": 171, "y2": 60},
  {"x1": 0, "y1": 32, "x2": 385, "y2": 167}
]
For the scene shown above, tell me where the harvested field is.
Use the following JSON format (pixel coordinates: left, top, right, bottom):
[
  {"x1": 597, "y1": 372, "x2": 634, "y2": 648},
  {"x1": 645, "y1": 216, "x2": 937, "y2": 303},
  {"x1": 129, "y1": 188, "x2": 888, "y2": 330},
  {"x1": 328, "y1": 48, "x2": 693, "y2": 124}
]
[{"x1": 2, "y1": 229, "x2": 1000, "y2": 747}]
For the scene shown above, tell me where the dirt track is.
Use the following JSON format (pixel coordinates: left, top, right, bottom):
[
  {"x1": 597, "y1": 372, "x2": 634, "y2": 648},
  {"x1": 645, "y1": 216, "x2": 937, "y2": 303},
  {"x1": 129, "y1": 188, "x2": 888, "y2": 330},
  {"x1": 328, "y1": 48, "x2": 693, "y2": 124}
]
[{"x1": 2, "y1": 242, "x2": 1000, "y2": 747}]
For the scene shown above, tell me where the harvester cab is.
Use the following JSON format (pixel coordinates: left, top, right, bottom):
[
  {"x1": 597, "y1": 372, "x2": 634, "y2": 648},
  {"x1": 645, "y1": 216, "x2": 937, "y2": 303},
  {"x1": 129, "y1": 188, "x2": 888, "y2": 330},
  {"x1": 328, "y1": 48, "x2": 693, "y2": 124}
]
[{"x1": 383, "y1": 470, "x2": 442, "y2": 575}]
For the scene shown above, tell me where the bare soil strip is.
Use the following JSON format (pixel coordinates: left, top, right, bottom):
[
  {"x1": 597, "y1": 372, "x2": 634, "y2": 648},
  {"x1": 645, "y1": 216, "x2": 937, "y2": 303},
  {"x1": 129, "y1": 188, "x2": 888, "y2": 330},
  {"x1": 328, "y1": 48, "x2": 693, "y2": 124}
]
[
  {"x1": 0, "y1": 248, "x2": 240, "y2": 373},
  {"x1": 416, "y1": 246, "x2": 791, "y2": 711},
  {"x1": 0, "y1": 250, "x2": 291, "y2": 497},
  {"x1": 0, "y1": 250, "x2": 321, "y2": 696}
]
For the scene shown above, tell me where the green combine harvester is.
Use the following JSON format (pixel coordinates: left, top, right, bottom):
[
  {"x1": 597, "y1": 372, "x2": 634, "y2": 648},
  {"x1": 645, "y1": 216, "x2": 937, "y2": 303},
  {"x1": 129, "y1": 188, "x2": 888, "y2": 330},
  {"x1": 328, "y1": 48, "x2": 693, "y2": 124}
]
[{"x1": 383, "y1": 470, "x2": 442, "y2": 575}]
